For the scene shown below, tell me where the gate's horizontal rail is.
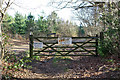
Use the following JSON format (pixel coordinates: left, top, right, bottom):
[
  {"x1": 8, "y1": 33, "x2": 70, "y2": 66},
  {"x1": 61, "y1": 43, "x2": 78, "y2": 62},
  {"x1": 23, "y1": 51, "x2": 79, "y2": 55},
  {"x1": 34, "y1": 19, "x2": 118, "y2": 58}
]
[
  {"x1": 33, "y1": 54, "x2": 95, "y2": 56},
  {"x1": 33, "y1": 50, "x2": 96, "y2": 52},
  {"x1": 33, "y1": 46, "x2": 97, "y2": 48},
  {"x1": 34, "y1": 37, "x2": 99, "y2": 39},
  {"x1": 33, "y1": 42, "x2": 96, "y2": 44}
]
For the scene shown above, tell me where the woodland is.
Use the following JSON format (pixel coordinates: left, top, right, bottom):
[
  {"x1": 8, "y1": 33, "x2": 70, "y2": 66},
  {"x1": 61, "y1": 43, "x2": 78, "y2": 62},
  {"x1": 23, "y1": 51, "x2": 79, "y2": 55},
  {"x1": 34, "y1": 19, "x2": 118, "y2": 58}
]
[{"x1": 0, "y1": 0, "x2": 120, "y2": 79}]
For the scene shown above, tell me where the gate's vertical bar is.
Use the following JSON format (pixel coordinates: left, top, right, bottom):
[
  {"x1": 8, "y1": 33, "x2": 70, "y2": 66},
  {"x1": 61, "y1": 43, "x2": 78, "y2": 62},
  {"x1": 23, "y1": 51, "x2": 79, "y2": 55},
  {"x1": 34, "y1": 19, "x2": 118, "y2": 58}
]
[
  {"x1": 95, "y1": 34, "x2": 98, "y2": 57},
  {"x1": 29, "y1": 32, "x2": 33, "y2": 58},
  {"x1": 100, "y1": 32, "x2": 104, "y2": 45},
  {"x1": 100, "y1": 32, "x2": 104, "y2": 54}
]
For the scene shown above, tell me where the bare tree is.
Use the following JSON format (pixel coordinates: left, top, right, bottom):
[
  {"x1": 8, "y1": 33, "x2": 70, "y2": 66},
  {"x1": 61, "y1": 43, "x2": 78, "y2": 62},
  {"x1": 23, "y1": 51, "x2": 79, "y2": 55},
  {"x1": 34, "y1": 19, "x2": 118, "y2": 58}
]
[
  {"x1": 49, "y1": 0, "x2": 96, "y2": 10},
  {"x1": 49, "y1": 0, "x2": 105, "y2": 36},
  {"x1": 0, "y1": 0, "x2": 15, "y2": 58}
]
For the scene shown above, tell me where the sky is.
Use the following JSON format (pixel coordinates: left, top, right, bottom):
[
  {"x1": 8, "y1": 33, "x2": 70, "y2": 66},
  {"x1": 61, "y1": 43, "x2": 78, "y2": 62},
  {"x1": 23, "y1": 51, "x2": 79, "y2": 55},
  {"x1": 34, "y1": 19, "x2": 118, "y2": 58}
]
[{"x1": 8, "y1": 0, "x2": 75, "y2": 23}]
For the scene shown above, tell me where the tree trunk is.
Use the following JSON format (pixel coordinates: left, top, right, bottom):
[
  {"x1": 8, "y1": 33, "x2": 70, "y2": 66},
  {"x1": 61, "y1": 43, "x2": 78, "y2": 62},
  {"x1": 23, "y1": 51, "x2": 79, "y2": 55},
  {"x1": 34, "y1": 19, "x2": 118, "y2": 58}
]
[
  {"x1": 0, "y1": 21, "x2": 2, "y2": 80},
  {"x1": 0, "y1": 21, "x2": 2, "y2": 59}
]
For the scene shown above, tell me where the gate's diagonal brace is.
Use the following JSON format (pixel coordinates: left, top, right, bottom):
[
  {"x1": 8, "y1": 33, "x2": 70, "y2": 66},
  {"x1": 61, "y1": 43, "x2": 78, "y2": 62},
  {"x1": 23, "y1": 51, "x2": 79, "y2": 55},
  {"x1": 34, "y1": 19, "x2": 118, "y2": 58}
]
[
  {"x1": 64, "y1": 43, "x2": 80, "y2": 55},
  {"x1": 74, "y1": 42, "x2": 95, "y2": 55},
  {"x1": 35, "y1": 43, "x2": 56, "y2": 55},
  {"x1": 39, "y1": 44, "x2": 55, "y2": 52},
  {"x1": 80, "y1": 46, "x2": 95, "y2": 55},
  {"x1": 34, "y1": 38, "x2": 48, "y2": 51},
  {"x1": 34, "y1": 38, "x2": 63, "y2": 55},
  {"x1": 80, "y1": 38, "x2": 95, "y2": 46},
  {"x1": 65, "y1": 38, "x2": 95, "y2": 55}
]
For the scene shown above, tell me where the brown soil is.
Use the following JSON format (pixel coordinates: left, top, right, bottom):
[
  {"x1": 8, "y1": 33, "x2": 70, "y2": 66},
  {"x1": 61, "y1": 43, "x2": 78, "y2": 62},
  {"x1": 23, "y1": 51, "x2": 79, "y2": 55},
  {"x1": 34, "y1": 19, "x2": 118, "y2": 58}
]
[{"x1": 2, "y1": 39, "x2": 120, "y2": 79}]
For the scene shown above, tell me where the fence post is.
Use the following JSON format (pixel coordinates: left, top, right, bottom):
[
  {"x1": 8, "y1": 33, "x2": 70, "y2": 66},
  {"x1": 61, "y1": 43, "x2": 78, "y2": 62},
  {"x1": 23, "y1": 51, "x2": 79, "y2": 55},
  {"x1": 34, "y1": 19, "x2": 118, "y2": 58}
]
[
  {"x1": 95, "y1": 34, "x2": 98, "y2": 57},
  {"x1": 29, "y1": 32, "x2": 33, "y2": 58},
  {"x1": 100, "y1": 32, "x2": 104, "y2": 45},
  {"x1": 100, "y1": 32, "x2": 104, "y2": 54}
]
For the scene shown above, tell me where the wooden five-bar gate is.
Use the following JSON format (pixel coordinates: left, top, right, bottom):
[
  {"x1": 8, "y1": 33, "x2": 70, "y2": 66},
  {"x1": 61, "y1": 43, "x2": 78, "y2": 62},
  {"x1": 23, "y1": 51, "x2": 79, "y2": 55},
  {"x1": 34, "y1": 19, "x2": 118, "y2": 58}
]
[{"x1": 29, "y1": 34, "x2": 99, "y2": 58}]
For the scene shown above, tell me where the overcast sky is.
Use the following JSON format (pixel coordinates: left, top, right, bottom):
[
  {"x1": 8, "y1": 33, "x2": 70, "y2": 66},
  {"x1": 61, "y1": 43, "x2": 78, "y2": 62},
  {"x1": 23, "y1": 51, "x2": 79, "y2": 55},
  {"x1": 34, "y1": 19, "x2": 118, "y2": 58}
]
[{"x1": 8, "y1": 0, "x2": 74, "y2": 22}]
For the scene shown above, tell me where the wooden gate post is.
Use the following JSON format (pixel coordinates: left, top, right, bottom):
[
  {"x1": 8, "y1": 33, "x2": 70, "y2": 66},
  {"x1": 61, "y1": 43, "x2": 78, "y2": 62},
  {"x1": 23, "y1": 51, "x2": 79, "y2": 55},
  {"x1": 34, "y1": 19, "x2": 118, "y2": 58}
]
[
  {"x1": 95, "y1": 34, "x2": 98, "y2": 57},
  {"x1": 100, "y1": 32, "x2": 104, "y2": 56},
  {"x1": 100, "y1": 32, "x2": 104, "y2": 45},
  {"x1": 29, "y1": 32, "x2": 33, "y2": 58}
]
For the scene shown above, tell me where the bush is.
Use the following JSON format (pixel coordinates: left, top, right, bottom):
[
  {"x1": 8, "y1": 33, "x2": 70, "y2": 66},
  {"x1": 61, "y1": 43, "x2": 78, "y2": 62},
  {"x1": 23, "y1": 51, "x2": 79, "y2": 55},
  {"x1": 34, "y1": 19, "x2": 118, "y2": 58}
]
[{"x1": 98, "y1": 29, "x2": 119, "y2": 57}]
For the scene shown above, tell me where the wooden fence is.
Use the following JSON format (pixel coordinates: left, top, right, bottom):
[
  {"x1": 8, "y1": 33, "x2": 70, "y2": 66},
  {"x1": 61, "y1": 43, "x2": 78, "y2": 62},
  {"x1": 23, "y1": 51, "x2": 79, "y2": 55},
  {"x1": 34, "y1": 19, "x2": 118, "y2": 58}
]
[{"x1": 29, "y1": 34, "x2": 100, "y2": 58}]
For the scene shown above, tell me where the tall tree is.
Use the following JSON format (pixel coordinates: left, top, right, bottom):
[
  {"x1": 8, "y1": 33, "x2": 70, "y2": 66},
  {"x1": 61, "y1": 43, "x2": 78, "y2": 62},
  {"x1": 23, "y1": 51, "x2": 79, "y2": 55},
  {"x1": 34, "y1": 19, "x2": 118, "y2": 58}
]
[
  {"x1": 47, "y1": 11, "x2": 78, "y2": 37},
  {"x1": 25, "y1": 13, "x2": 35, "y2": 37},
  {"x1": 47, "y1": 11, "x2": 58, "y2": 33},
  {"x1": 13, "y1": 12, "x2": 26, "y2": 34},
  {"x1": 35, "y1": 15, "x2": 49, "y2": 36},
  {"x1": 0, "y1": 0, "x2": 15, "y2": 58},
  {"x1": 2, "y1": 13, "x2": 14, "y2": 33}
]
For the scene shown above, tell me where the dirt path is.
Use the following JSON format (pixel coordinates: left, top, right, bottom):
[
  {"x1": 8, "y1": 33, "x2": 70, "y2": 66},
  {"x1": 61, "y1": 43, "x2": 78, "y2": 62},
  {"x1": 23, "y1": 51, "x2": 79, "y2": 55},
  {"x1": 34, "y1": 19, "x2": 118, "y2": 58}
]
[
  {"x1": 11, "y1": 56, "x2": 120, "y2": 79},
  {"x1": 8, "y1": 39, "x2": 29, "y2": 53}
]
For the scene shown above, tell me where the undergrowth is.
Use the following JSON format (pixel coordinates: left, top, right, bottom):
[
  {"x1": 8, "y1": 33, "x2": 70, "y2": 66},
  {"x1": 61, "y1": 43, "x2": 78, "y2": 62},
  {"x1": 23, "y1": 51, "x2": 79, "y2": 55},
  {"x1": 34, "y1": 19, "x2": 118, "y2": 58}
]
[{"x1": 2, "y1": 52, "x2": 32, "y2": 79}]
